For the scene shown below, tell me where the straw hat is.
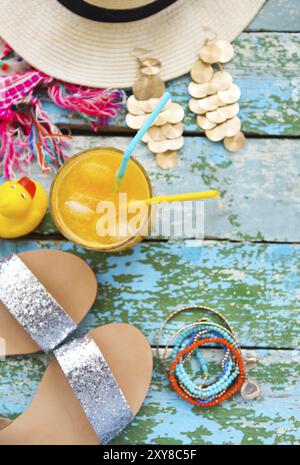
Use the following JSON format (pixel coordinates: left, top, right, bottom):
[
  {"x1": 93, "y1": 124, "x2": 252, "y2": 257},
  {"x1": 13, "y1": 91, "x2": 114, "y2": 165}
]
[{"x1": 0, "y1": 0, "x2": 265, "y2": 88}]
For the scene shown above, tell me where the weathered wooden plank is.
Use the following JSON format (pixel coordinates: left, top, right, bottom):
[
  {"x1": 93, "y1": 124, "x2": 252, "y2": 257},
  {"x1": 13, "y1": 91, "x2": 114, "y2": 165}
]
[
  {"x1": 0, "y1": 350, "x2": 299, "y2": 444},
  {"x1": 32, "y1": 136, "x2": 300, "y2": 243},
  {"x1": 43, "y1": 33, "x2": 300, "y2": 136},
  {"x1": 1, "y1": 239, "x2": 299, "y2": 349},
  {"x1": 248, "y1": 0, "x2": 300, "y2": 32},
  {"x1": 119, "y1": 350, "x2": 300, "y2": 445}
]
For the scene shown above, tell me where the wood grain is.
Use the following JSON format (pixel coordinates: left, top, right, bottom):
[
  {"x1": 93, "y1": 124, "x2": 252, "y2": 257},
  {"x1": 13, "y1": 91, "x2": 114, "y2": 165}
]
[
  {"x1": 31, "y1": 135, "x2": 300, "y2": 243},
  {"x1": 248, "y1": 0, "x2": 300, "y2": 31},
  {"x1": 1, "y1": 239, "x2": 299, "y2": 349},
  {"x1": 0, "y1": 350, "x2": 299, "y2": 445},
  {"x1": 1, "y1": 3, "x2": 299, "y2": 445}
]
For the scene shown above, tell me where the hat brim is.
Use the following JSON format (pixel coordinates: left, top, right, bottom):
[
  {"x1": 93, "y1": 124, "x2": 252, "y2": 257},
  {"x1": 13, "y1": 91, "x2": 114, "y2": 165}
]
[{"x1": 0, "y1": 0, "x2": 265, "y2": 88}]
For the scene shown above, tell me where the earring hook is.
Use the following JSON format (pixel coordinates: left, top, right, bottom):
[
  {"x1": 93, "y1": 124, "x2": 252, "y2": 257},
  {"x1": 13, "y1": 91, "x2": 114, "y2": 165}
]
[
  {"x1": 132, "y1": 47, "x2": 153, "y2": 61},
  {"x1": 202, "y1": 26, "x2": 218, "y2": 44}
]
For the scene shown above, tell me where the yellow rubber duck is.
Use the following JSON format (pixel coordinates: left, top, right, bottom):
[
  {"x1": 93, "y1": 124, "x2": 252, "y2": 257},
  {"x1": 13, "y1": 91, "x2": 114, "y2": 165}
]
[{"x1": 0, "y1": 177, "x2": 48, "y2": 238}]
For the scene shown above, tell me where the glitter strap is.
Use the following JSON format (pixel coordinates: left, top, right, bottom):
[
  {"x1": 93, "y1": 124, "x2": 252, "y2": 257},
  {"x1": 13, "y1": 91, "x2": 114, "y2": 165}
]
[
  {"x1": 54, "y1": 336, "x2": 133, "y2": 445},
  {"x1": 0, "y1": 254, "x2": 77, "y2": 353}
]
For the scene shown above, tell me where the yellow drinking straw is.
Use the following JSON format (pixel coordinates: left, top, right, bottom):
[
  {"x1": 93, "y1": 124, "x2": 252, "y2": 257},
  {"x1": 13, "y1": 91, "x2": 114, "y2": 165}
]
[{"x1": 130, "y1": 190, "x2": 219, "y2": 207}]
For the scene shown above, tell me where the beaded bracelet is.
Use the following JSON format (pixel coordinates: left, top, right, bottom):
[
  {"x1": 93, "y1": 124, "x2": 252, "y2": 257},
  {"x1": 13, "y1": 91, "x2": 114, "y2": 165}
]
[{"x1": 156, "y1": 305, "x2": 260, "y2": 406}]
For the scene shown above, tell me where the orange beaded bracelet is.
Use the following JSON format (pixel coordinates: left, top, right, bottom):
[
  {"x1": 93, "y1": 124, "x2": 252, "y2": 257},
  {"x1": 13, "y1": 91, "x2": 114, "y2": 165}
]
[
  {"x1": 157, "y1": 305, "x2": 260, "y2": 406},
  {"x1": 169, "y1": 337, "x2": 246, "y2": 407}
]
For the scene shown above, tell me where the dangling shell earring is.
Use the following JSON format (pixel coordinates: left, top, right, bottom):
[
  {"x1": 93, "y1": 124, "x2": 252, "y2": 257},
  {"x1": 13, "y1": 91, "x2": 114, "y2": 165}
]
[
  {"x1": 126, "y1": 49, "x2": 185, "y2": 169},
  {"x1": 188, "y1": 29, "x2": 246, "y2": 152}
]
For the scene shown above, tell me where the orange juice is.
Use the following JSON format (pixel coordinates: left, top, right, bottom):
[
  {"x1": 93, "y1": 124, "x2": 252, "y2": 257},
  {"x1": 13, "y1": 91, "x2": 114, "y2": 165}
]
[{"x1": 50, "y1": 147, "x2": 152, "y2": 252}]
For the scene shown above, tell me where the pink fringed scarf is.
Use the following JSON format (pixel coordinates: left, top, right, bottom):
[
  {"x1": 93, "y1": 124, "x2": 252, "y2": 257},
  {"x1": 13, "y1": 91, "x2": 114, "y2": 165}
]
[{"x1": 0, "y1": 49, "x2": 125, "y2": 179}]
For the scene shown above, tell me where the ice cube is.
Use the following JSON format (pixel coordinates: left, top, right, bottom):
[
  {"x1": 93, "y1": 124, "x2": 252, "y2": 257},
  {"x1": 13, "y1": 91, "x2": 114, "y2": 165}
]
[{"x1": 64, "y1": 200, "x2": 94, "y2": 223}]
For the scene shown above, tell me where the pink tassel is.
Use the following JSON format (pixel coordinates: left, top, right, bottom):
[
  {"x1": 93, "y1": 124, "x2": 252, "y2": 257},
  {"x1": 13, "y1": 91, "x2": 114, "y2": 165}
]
[
  {"x1": 0, "y1": 70, "x2": 51, "y2": 119},
  {"x1": 0, "y1": 119, "x2": 29, "y2": 179},
  {"x1": 0, "y1": 53, "x2": 126, "y2": 179},
  {"x1": 48, "y1": 82, "x2": 126, "y2": 129},
  {"x1": 31, "y1": 98, "x2": 70, "y2": 169}
]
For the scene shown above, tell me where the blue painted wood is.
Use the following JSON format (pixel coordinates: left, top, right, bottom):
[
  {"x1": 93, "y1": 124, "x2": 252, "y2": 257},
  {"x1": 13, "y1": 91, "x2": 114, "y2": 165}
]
[
  {"x1": 248, "y1": 0, "x2": 300, "y2": 31},
  {"x1": 1, "y1": 239, "x2": 299, "y2": 348},
  {"x1": 32, "y1": 135, "x2": 300, "y2": 242},
  {"x1": 0, "y1": 10, "x2": 299, "y2": 444},
  {"x1": 0, "y1": 350, "x2": 299, "y2": 444}
]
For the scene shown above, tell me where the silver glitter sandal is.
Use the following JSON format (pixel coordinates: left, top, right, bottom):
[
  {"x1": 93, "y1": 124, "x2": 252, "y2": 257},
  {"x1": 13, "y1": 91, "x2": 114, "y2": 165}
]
[
  {"x1": 0, "y1": 250, "x2": 97, "y2": 355},
  {"x1": 0, "y1": 323, "x2": 153, "y2": 445}
]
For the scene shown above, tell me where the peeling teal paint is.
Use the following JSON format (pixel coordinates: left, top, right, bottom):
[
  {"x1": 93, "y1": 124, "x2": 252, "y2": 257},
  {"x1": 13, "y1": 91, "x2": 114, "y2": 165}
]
[{"x1": 1, "y1": 239, "x2": 299, "y2": 348}]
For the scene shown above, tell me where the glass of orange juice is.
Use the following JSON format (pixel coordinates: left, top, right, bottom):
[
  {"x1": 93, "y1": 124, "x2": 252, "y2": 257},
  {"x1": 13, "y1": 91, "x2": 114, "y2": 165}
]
[{"x1": 50, "y1": 147, "x2": 153, "y2": 252}]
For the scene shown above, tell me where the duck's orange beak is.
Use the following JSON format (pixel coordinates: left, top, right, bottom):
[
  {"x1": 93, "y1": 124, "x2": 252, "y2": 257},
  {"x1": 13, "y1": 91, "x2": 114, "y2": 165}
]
[{"x1": 18, "y1": 177, "x2": 36, "y2": 199}]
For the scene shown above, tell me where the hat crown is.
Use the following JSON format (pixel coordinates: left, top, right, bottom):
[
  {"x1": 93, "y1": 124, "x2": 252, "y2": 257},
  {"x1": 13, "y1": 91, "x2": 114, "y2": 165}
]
[{"x1": 85, "y1": 0, "x2": 154, "y2": 8}]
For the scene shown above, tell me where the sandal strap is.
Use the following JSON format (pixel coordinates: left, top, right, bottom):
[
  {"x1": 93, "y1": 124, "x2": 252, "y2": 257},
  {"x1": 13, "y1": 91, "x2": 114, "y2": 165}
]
[
  {"x1": 0, "y1": 254, "x2": 77, "y2": 353},
  {"x1": 54, "y1": 335, "x2": 133, "y2": 445}
]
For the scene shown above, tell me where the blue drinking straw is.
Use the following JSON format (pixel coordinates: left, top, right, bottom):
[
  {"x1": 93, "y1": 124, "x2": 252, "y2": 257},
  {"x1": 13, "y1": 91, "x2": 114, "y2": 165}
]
[{"x1": 116, "y1": 92, "x2": 172, "y2": 184}]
